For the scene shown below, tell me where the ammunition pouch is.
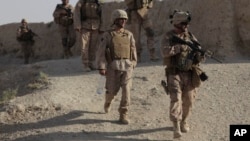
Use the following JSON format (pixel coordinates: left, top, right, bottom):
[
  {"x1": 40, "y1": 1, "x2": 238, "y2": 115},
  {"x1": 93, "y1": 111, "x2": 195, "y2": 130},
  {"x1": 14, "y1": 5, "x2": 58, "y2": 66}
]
[
  {"x1": 59, "y1": 16, "x2": 73, "y2": 26},
  {"x1": 18, "y1": 32, "x2": 34, "y2": 42},
  {"x1": 81, "y1": 0, "x2": 100, "y2": 21},
  {"x1": 191, "y1": 66, "x2": 208, "y2": 88}
]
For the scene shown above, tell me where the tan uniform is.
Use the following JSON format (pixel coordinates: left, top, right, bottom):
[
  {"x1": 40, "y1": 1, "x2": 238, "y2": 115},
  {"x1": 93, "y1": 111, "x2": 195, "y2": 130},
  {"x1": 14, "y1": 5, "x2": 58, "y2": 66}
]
[
  {"x1": 16, "y1": 25, "x2": 35, "y2": 64},
  {"x1": 96, "y1": 28, "x2": 137, "y2": 117},
  {"x1": 53, "y1": 3, "x2": 76, "y2": 58},
  {"x1": 161, "y1": 30, "x2": 201, "y2": 123},
  {"x1": 74, "y1": 0, "x2": 103, "y2": 69},
  {"x1": 125, "y1": 0, "x2": 157, "y2": 61}
]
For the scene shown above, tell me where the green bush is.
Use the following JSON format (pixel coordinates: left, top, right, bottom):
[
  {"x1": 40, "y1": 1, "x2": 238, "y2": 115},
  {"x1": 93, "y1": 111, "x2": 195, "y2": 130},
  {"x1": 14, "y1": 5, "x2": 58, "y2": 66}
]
[
  {"x1": 0, "y1": 88, "x2": 18, "y2": 104},
  {"x1": 27, "y1": 71, "x2": 49, "y2": 90}
]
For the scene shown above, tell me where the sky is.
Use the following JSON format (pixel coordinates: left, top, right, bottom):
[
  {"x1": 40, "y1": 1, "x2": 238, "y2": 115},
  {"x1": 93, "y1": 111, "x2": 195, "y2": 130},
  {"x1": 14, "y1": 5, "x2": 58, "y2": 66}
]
[{"x1": 0, "y1": 0, "x2": 123, "y2": 26}]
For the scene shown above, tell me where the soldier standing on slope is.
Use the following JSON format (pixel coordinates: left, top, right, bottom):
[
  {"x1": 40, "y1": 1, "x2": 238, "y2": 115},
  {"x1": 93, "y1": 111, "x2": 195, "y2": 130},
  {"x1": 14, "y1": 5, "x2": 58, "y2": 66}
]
[
  {"x1": 53, "y1": 0, "x2": 76, "y2": 59},
  {"x1": 96, "y1": 9, "x2": 137, "y2": 124},
  {"x1": 125, "y1": 0, "x2": 159, "y2": 62},
  {"x1": 74, "y1": 0, "x2": 103, "y2": 71},
  {"x1": 16, "y1": 19, "x2": 38, "y2": 64}
]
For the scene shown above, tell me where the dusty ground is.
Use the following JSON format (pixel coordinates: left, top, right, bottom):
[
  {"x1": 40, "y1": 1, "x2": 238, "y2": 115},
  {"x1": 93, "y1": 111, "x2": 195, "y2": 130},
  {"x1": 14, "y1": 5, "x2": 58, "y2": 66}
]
[
  {"x1": 1, "y1": 1, "x2": 250, "y2": 140},
  {"x1": 0, "y1": 55, "x2": 250, "y2": 141}
]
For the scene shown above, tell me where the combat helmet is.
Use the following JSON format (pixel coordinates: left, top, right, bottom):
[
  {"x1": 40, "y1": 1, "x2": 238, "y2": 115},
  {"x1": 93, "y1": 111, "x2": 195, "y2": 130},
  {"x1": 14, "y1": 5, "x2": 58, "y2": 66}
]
[
  {"x1": 111, "y1": 9, "x2": 128, "y2": 23},
  {"x1": 170, "y1": 10, "x2": 191, "y2": 25},
  {"x1": 21, "y1": 18, "x2": 27, "y2": 23}
]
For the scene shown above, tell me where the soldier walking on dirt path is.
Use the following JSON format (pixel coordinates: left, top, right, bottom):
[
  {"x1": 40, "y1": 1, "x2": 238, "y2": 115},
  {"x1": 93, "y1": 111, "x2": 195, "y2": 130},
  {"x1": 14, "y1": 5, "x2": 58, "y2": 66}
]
[
  {"x1": 53, "y1": 0, "x2": 76, "y2": 59},
  {"x1": 96, "y1": 9, "x2": 137, "y2": 124},
  {"x1": 125, "y1": 0, "x2": 159, "y2": 62},
  {"x1": 161, "y1": 10, "x2": 206, "y2": 138}
]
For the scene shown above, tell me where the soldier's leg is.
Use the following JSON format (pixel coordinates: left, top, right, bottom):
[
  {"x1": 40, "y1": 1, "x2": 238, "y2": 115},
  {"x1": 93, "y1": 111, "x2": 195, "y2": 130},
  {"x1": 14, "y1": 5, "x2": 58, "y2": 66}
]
[
  {"x1": 181, "y1": 74, "x2": 196, "y2": 133},
  {"x1": 105, "y1": 68, "x2": 121, "y2": 113},
  {"x1": 67, "y1": 25, "x2": 76, "y2": 57},
  {"x1": 88, "y1": 30, "x2": 99, "y2": 70},
  {"x1": 21, "y1": 42, "x2": 29, "y2": 64},
  {"x1": 80, "y1": 29, "x2": 91, "y2": 71},
  {"x1": 62, "y1": 38, "x2": 69, "y2": 59},
  {"x1": 142, "y1": 18, "x2": 159, "y2": 61},
  {"x1": 59, "y1": 26, "x2": 69, "y2": 58},
  {"x1": 126, "y1": 11, "x2": 142, "y2": 62},
  {"x1": 118, "y1": 69, "x2": 133, "y2": 124},
  {"x1": 168, "y1": 74, "x2": 182, "y2": 138}
]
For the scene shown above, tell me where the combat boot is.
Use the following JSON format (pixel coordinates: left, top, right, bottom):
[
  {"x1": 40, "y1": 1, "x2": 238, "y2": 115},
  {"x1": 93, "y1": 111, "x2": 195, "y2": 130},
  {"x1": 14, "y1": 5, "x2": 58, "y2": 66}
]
[
  {"x1": 83, "y1": 67, "x2": 91, "y2": 72},
  {"x1": 119, "y1": 114, "x2": 130, "y2": 124},
  {"x1": 83, "y1": 63, "x2": 91, "y2": 72},
  {"x1": 149, "y1": 48, "x2": 159, "y2": 62},
  {"x1": 104, "y1": 102, "x2": 111, "y2": 113},
  {"x1": 89, "y1": 63, "x2": 96, "y2": 70},
  {"x1": 173, "y1": 121, "x2": 182, "y2": 138},
  {"x1": 180, "y1": 121, "x2": 190, "y2": 133}
]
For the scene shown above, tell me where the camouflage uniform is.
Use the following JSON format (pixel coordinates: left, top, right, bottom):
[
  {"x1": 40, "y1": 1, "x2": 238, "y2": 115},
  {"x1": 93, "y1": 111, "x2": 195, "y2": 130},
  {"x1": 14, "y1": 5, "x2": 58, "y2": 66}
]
[
  {"x1": 96, "y1": 9, "x2": 137, "y2": 124},
  {"x1": 125, "y1": 0, "x2": 158, "y2": 62},
  {"x1": 16, "y1": 19, "x2": 36, "y2": 64},
  {"x1": 74, "y1": 0, "x2": 103, "y2": 71},
  {"x1": 53, "y1": 1, "x2": 76, "y2": 58},
  {"x1": 161, "y1": 10, "x2": 204, "y2": 138}
]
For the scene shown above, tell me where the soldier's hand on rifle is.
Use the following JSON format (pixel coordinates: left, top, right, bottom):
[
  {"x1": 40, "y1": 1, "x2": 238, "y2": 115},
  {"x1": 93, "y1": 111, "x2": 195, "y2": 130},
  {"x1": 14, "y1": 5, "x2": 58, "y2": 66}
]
[
  {"x1": 180, "y1": 45, "x2": 189, "y2": 51},
  {"x1": 193, "y1": 52, "x2": 206, "y2": 64},
  {"x1": 99, "y1": 69, "x2": 106, "y2": 76}
]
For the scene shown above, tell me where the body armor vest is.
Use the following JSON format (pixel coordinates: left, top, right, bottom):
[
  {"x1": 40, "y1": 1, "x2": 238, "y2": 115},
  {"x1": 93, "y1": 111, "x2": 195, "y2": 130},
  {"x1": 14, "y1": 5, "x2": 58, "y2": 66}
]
[
  {"x1": 132, "y1": 0, "x2": 151, "y2": 9},
  {"x1": 81, "y1": 0, "x2": 100, "y2": 20},
  {"x1": 171, "y1": 32, "x2": 193, "y2": 71},
  {"x1": 109, "y1": 30, "x2": 131, "y2": 60},
  {"x1": 56, "y1": 4, "x2": 73, "y2": 26},
  {"x1": 18, "y1": 26, "x2": 34, "y2": 41}
]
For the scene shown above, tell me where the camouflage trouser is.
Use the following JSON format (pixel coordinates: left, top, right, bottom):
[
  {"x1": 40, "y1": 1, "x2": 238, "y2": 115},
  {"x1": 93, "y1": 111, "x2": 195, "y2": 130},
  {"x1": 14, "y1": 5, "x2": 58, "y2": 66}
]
[
  {"x1": 79, "y1": 28, "x2": 100, "y2": 68},
  {"x1": 58, "y1": 24, "x2": 76, "y2": 51},
  {"x1": 20, "y1": 41, "x2": 34, "y2": 64},
  {"x1": 126, "y1": 10, "x2": 154, "y2": 54},
  {"x1": 167, "y1": 71, "x2": 196, "y2": 122},
  {"x1": 105, "y1": 67, "x2": 134, "y2": 115}
]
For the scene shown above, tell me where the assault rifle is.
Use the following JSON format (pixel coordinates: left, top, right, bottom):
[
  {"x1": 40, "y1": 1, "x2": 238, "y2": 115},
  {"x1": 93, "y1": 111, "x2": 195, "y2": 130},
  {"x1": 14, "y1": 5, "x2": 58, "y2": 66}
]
[
  {"x1": 28, "y1": 30, "x2": 40, "y2": 38},
  {"x1": 172, "y1": 35, "x2": 223, "y2": 63}
]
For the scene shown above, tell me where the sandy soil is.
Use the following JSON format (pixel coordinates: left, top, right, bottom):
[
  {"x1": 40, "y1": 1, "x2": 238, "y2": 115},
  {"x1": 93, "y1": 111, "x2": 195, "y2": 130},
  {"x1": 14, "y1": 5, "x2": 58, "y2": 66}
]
[{"x1": 0, "y1": 55, "x2": 250, "y2": 141}]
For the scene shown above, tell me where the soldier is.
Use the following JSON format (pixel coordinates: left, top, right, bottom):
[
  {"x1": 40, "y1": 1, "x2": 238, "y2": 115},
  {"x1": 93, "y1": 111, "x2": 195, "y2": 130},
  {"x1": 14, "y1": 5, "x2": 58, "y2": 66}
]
[
  {"x1": 74, "y1": 0, "x2": 103, "y2": 71},
  {"x1": 161, "y1": 10, "x2": 205, "y2": 138},
  {"x1": 53, "y1": 0, "x2": 76, "y2": 59},
  {"x1": 125, "y1": 0, "x2": 158, "y2": 62},
  {"x1": 16, "y1": 19, "x2": 37, "y2": 64},
  {"x1": 96, "y1": 9, "x2": 137, "y2": 124}
]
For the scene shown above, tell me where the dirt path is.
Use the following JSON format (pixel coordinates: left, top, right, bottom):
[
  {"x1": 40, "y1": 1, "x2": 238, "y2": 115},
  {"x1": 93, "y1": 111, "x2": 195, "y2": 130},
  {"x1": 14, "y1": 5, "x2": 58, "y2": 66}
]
[{"x1": 0, "y1": 57, "x2": 250, "y2": 141}]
